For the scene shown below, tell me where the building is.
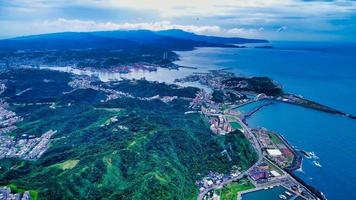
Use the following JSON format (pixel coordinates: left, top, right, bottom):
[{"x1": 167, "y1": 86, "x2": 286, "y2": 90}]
[{"x1": 267, "y1": 149, "x2": 282, "y2": 157}]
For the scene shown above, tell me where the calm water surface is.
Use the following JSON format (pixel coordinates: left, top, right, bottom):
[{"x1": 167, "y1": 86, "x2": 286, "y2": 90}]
[
  {"x1": 241, "y1": 186, "x2": 303, "y2": 200},
  {"x1": 176, "y1": 42, "x2": 356, "y2": 200}
]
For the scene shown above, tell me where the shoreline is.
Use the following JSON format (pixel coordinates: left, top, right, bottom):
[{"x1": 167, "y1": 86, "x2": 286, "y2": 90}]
[
  {"x1": 29, "y1": 61, "x2": 338, "y2": 200},
  {"x1": 239, "y1": 101, "x2": 326, "y2": 199},
  {"x1": 277, "y1": 94, "x2": 356, "y2": 120},
  {"x1": 275, "y1": 134, "x2": 326, "y2": 199}
]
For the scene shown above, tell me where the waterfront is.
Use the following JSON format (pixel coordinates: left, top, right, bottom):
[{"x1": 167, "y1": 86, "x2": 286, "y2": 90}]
[
  {"x1": 176, "y1": 42, "x2": 356, "y2": 114},
  {"x1": 34, "y1": 42, "x2": 356, "y2": 199},
  {"x1": 247, "y1": 102, "x2": 356, "y2": 200},
  {"x1": 241, "y1": 186, "x2": 304, "y2": 200},
  {"x1": 176, "y1": 42, "x2": 356, "y2": 200}
]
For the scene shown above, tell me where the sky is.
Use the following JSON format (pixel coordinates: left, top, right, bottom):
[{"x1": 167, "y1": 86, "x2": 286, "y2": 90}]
[{"x1": 0, "y1": 0, "x2": 355, "y2": 41}]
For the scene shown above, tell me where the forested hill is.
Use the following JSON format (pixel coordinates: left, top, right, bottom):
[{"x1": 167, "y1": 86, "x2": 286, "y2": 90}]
[
  {"x1": 0, "y1": 29, "x2": 267, "y2": 52},
  {"x1": 0, "y1": 69, "x2": 257, "y2": 200}
]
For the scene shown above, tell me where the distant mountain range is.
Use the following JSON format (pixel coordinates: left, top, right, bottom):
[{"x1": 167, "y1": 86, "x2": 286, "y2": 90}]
[{"x1": 0, "y1": 29, "x2": 268, "y2": 51}]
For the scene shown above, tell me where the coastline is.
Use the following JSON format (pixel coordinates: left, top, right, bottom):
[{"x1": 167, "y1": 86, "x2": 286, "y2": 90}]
[
  {"x1": 175, "y1": 45, "x2": 356, "y2": 200},
  {"x1": 25, "y1": 49, "x2": 353, "y2": 200},
  {"x1": 276, "y1": 94, "x2": 356, "y2": 120},
  {"x1": 176, "y1": 67, "x2": 333, "y2": 200},
  {"x1": 275, "y1": 133, "x2": 326, "y2": 200},
  {"x1": 239, "y1": 98, "x2": 328, "y2": 199}
]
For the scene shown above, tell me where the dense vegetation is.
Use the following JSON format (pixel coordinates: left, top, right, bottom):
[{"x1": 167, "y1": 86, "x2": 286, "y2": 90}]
[
  {"x1": 0, "y1": 69, "x2": 257, "y2": 199},
  {"x1": 105, "y1": 79, "x2": 199, "y2": 98},
  {"x1": 211, "y1": 90, "x2": 246, "y2": 103},
  {"x1": 223, "y1": 77, "x2": 283, "y2": 96}
]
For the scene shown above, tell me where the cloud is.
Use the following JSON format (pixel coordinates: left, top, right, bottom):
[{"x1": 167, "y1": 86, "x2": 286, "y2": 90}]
[
  {"x1": 37, "y1": 18, "x2": 220, "y2": 33},
  {"x1": 23, "y1": 18, "x2": 263, "y2": 38},
  {"x1": 3, "y1": 0, "x2": 355, "y2": 18},
  {"x1": 0, "y1": 0, "x2": 355, "y2": 41}
]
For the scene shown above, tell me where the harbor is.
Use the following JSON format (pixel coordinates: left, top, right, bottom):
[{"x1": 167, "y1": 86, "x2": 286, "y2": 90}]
[{"x1": 239, "y1": 186, "x2": 305, "y2": 200}]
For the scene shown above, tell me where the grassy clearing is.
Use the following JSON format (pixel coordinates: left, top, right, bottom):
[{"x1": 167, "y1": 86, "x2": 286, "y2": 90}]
[
  {"x1": 230, "y1": 121, "x2": 242, "y2": 130},
  {"x1": 95, "y1": 107, "x2": 123, "y2": 113},
  {"x1": 268, "y1": 133, "x2": 283, "y2": 145},
  {"x1": 217, "y1": 179, "x2": 255, "y2": 200},
  {"x1": 53, "y1": 160, "x2": 80, "y2": 170}
]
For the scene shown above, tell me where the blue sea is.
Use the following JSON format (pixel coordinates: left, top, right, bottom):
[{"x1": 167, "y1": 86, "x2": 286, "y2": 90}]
[
  {"x1": 241, "y1": 186, "x2": 303, "y2": 200},
  {"x1": 175, "y1": 42, "x2": 356, "y2": 200}
]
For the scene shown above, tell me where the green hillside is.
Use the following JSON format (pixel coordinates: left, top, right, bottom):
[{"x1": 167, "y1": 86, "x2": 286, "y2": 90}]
[{"x1": 0, "y1": 69, "x2": 257, "y2": 200}]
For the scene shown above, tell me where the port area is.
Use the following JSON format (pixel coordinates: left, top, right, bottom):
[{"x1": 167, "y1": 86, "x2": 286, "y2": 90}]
[
  {"x1": 237, "y1": 158, "x2": 310, "y2": 200},
  {"x1": 204, "y1": 157, "x2": 314, "y2": 200},
  {"x1": 179, "y1": 70, "x2": 331, "y2": 200},
  {"x1": 238, "y1": 185, "x2": 305, "y2": 200},
  {"x1": 194, "y1": 96, "x2": 323, "y2": 200}
]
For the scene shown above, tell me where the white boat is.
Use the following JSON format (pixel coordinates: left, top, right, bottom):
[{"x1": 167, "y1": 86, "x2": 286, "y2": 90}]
[
  {"x1": 279, "y1": 194, "x2": 287, "y2": 199},
  {"x1": 313, "y1": 161, "x2": 322, "y2": 167},
  {"x1": 309, "y1": 151, "x2": 319, "y2": 159},
  {"x1": 285, "y1": 191, "x2": 292, "y2": 196}
]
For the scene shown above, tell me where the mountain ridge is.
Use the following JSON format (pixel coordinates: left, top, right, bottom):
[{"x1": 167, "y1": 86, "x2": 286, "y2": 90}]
[{"x1": 0, "y1": 29, "x2": 268, "y2": 51}]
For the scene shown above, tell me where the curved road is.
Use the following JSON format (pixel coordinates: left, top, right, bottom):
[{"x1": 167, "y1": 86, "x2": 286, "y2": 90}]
[{"x1": 197, "y1": 118, "x2": 263, "y2": 200}]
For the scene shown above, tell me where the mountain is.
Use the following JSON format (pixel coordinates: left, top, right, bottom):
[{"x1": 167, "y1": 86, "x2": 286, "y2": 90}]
[
  {"x1": 92, "y1": 29, "x2": 267, "y2": 44},
  {"x1": 0, "y1": 32, "x2": 138, "y2": 51},
  {"x1": 156, "y1": 29, "x2": 267, "y2": 44},
  {"x1": 0, "y1": 29, "x2": 268, "y2": 51}
]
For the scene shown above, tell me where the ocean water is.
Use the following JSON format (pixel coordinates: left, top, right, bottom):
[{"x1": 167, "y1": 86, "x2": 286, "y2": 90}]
[
  {"x1": 241, "y1": 186, "x2": 303, "y2": 200},
  {"x1": 175, "y1": 42, "x2": 356, "y2": 200}
]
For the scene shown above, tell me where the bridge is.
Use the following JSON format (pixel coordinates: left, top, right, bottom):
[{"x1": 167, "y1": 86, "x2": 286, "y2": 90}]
[{"x1": 241, "y1": 101, "x2": 274, "y2": 123}]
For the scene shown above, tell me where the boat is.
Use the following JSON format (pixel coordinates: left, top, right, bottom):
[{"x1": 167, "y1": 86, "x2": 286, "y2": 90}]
[
  {"x1": 300, "y1": 150, "x2": 312, "y2": 159},
  {"x1": 313, "y1": 161, "x2": 322, "y2": 167},
  {"x1": 279, "y1": 194, "x2": 287, "y2": 199},
  {"x1": 285, "y1": 191, "x2": 292, "y2": 196},
  {"x1": 309, "y1": 151, "x2": 319, "y2": 159}
]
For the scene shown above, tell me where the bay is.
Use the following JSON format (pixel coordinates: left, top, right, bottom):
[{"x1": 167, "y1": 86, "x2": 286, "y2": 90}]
[{"x1": 175, "y1": 42, "x2": 356, "y2": 200}]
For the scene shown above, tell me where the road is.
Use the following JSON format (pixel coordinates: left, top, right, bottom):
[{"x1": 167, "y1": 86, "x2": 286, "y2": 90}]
[
  {"x1": 197, "y1": 108, "x2": 319, "y2": 200},
  {"x1": 197, "y1": 117, "x2": 263, "y2": 200},
  {"x1": 237, "y1": 118, "x2": 263, "y2": 158}
]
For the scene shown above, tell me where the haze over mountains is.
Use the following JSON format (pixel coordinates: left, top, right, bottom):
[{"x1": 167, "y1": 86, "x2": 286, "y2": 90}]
[{"x1": 0, "y1": 29, "x2": 267, "y2": 51}]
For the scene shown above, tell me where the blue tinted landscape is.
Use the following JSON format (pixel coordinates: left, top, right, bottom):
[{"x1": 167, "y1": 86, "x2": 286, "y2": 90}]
[
  {"x1": 177, "y1": 42, "x2": 356, "y2": 199},
  {"x1": 0, "y1": 1, "x2": 355, "y2": 200}
]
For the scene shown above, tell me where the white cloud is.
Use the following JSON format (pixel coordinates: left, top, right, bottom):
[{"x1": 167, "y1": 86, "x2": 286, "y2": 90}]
[
  {"x1": 25, "y1": 18, "x2": 263, "y2": 38},
  {"x1": 8, "y1": 0, "x2": 355, "y2": 18},
  {"x1": 68, "y1": 0, "x2": 289, "y2": 17},
  {"x1": 66, "y1": 0, "x2": 356, "y2": 19},
  {"x1": 1, "y1": 0, "x2": 355, "y2": 41}
]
